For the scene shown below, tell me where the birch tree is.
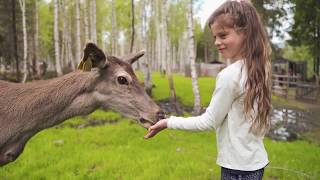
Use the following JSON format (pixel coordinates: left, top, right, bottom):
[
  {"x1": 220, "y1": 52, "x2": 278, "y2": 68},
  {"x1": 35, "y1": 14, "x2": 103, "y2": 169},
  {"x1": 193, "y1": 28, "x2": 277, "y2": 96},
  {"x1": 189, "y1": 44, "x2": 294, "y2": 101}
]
[
  {"x1": 19, "y1": 0, "x2": 28, "y2": 82},
  {"x1": 91, "y1": 0, "x2": 97, "y2": 44},
  {"x1": 155, "y1": 0, "x2": 162, "y2": 72},
  {"x1": 111, "y1": 0, "x2": 117, "y2": 55},
  {"x1": 60, "y1": 0, "x2": 67, "y2": 68},
  {"x1": 53, "y1": 0, "x2": 62, "y2": 76},
  {"x1": 83, "y1": 0, "x2": 90, "y2": 42},
  {"x1": 188, "y1": 0, "x2": 201, "y2": 114},
  {"x1": 165, "y1": 0, "x2": 181, "y2": 115},
  {"x1": 130, "y1": 0, "x2": 135, "y2": 53},
  {"x1": 34, "y1": 0, "x2": 40, "y2": 77},
  {"x1": 140, "y1": 0, "x2": 153, "y2": 95},
  {"x1": 75, "y1": 0, "x2": 81, "y2": 65},
  {"x1": 11, "y1": 0, "x2": 20, "y2": 81},
  {"x1": 67, "y1": 14, "x2": 75, "y2": 70}
]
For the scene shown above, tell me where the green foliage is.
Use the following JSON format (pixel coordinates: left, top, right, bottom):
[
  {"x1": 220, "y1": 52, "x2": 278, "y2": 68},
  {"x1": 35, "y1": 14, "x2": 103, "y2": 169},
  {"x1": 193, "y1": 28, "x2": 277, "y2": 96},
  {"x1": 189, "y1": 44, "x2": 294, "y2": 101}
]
[
  {"x1": 251, "y1": 0, "x2": 290, "y2": 40},
  {"x1": 288, "y1": 0, "x2": 320, "y2": 57},
  {"x1": 289, "y1": 0, "x2": 320, "y2": 74},
  {"x1": 0, "y1": 73, "x2": 319, "y2": 179},
  {"x1": 168, "y1": 0, "x2": 188, "y2": 46},
  {"x1": 196, "y1": 25, "x2": 219, "y2": 62},
  {"x1": 38, "y1": 0, "x2": 54, "y2": 60},
  {"x1": 282, "y1": 44, "x2": 314, "y2": 77},
  {"x1": 136, "y1": 71, "x2": 216, "y2": 107}
]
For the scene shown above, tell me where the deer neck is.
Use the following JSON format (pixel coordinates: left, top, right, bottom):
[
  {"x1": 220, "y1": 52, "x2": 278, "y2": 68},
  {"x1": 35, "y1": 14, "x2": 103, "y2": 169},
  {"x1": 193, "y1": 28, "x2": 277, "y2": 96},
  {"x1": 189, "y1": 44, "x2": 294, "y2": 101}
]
[{"x1": 0, "y1": 71, "x2": 101, "y2": 141}]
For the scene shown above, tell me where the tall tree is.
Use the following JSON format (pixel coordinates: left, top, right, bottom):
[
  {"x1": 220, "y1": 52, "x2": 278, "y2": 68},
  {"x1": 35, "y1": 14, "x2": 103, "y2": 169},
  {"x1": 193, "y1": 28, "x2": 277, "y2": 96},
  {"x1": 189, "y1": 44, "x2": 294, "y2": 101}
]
[
  {"x1": 251, "y1": 0, "x2": 289, "y2": 41},
  {"x1": 91, "y1": 0, "x2": 97, "y2": 44},
  {"x1": 11, "y1": 0, "x2": 20, "y2": 81},
  {"x1": 289, "y1": 0, "x2": 320, "y2": 80},
  {"x1": 67, "y1": 13, "x2": 75, "y2": 70},
  {"x1": 75, "y1": 0, "x2": 81, "y2": 65},
  {"x1": 188, "y1": 0, "x2": 201, "y2": 114},
  {"x1": 19, "y1": 0, "x2": 28, "y2": 82},
  {"x1": 130, "y1": 0, "x2": 135, "y2": 53},
  {"x1": 53, "y1": 0, "x2": 62, "y2": 76},
  {"x1": 34, "y1": 0, "x2": 40, "y2": 77},
  {"x1": 83, "y1": 0, "x2": 90, "y2": 43},
  {"x1": 111, "y1": 0, "x2": 117, "y2": 55},
  {"x1": 60, "y1": 0, "x2": 67, "y2": 69},
  {"x1": 140, "y1": 0, "x2": 153, "y2": 95}
]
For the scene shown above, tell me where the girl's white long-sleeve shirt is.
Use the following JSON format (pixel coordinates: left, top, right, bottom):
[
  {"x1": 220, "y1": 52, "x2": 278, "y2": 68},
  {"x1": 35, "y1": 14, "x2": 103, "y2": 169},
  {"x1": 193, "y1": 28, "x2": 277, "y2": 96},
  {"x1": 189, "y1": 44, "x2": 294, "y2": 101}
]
[{"x1": 167, "y1": 60, "x2": 269, "y2": 171}]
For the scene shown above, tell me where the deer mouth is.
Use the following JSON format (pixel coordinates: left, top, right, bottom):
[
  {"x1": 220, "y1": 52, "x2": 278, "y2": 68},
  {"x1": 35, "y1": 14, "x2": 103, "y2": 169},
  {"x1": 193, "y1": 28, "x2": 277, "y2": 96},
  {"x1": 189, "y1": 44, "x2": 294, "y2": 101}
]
[{"x1": 138, "y1": 118, "x2": 155, "y2": 129}]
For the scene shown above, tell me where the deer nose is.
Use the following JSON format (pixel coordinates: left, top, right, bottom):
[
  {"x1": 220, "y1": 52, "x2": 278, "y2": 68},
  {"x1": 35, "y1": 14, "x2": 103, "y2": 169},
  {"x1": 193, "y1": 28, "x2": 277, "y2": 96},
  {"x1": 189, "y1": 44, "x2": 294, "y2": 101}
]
[{"x1": 156, "y1": 111, "x2": 166, "y2": 120}]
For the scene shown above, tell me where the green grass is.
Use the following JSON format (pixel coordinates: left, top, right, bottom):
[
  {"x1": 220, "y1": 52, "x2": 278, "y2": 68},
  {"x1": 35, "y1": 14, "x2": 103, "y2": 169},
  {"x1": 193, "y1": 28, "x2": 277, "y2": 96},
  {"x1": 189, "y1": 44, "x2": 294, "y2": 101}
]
[
  {"x1": 139, "y1": 72, "x2": 216, "y2": 107},
  {"x1": 0, "y1": 72, "x2": 319, "y2": 179}
]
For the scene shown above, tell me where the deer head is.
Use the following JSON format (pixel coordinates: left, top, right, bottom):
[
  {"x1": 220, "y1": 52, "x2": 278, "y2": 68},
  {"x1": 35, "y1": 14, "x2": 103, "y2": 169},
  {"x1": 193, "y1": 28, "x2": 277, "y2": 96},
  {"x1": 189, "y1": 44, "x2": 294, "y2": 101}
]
[{"x1": 78, "y1": 43, "x2": 165, "y2": 128}]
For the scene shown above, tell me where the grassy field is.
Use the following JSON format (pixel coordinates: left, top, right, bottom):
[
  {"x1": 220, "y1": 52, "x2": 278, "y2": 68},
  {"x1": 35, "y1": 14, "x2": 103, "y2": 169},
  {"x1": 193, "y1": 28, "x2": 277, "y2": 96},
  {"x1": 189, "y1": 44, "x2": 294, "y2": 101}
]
[{"x1": 0, "y1": 72, "x2": 319, "y2": 179}]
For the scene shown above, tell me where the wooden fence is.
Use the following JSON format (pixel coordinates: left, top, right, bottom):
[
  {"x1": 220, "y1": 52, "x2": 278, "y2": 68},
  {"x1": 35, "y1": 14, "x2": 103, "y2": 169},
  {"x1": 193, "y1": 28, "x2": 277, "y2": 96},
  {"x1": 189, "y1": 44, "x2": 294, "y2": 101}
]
[{"x1": 272, "y1": 74, "x2": 320, "y2": 101}]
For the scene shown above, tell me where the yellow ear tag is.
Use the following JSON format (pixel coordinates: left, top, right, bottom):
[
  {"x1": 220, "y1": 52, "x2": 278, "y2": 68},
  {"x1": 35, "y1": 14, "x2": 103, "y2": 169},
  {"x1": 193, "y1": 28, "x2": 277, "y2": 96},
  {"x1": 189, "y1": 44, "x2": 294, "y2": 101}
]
[
  {"x1": 77, "y1": 61, "x2": 84, "y2": 70},
  {"x1": 77, "y1": 58, "x2": 92, "y2": 71}
]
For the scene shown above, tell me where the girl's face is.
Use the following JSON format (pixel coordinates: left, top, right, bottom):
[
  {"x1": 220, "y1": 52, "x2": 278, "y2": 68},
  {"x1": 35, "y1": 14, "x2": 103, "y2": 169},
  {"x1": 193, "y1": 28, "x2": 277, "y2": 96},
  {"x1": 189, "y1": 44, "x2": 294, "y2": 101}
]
[{"x1": 211, "y1": 22, "x2": 245, "y2": 61}]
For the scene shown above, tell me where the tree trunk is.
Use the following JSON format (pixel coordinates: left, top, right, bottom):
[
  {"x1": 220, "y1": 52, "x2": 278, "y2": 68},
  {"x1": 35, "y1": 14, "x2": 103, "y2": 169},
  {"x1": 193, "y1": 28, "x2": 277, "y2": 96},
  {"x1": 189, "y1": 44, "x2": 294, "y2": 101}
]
[
  {"x1": 130, "y1": 0, "x2": 135, "y2": 53},
  {"x1": 141, "y1": 0, "x2": 152, "y2": 95},
  {"x1": 83, "y1": 0, "x2": 90, "y2": 43},
  {"x1": 19, "y1": 0, "x2": 28, "y2": 83},
  {"x1": 34, "y1": 0, "x2": 40, "y2": 77},
  {"x1": 160, "y1": 0, "x2": 166, "y2": 75},
  {"x1": 67, "y1": 14, "x2": 75, "y2": 70},
  {"x1": 54, "y1": 0, "x2": 62, "y2": 76},
  {"x1": 60, "y1": 0, "x2": 67, "y2": 69},
  {"x1": 91, "y1": 0, "x2": 97, "y2": 44},
  {"x1": 75, "y1": 0, "x2": 81, "y2": 65},
  {"x1": 154, "y1": 0, "x2": 162, "y2": 73},
  {"x1": 188, "y1": 0, "x2": 201, "y2": 114},
  {"x1": 12, "y1": 0, "x2": 20, "y2": 81},
  {"x1": 164, "y1": 0, "x2": 181, "y2": 115},
  {"x1": 111, "y1": 0, "x2": 117, "y2": 55}
]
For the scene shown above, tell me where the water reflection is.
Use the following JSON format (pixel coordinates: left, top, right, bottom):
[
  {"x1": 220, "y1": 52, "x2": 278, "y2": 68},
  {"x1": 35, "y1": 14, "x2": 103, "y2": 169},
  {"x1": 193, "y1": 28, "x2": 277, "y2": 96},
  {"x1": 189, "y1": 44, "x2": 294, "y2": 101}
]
[
  {"x1": 268, "y1": 106, "x2": 320, "y2": 141},
  {"x1": 158, "y1": 99, "x2": 320, "y2": 142}
]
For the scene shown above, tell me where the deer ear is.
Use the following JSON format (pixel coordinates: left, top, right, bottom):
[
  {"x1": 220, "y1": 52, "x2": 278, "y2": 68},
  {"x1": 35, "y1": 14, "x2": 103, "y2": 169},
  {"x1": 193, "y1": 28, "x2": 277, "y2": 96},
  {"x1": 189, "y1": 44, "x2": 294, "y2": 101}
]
[
  {"x1": 122, "y1": 50, "x2": 145, "y2": 64},
  {"x1": 77, "y1": 42, "x2": 107, "y2": 71}
]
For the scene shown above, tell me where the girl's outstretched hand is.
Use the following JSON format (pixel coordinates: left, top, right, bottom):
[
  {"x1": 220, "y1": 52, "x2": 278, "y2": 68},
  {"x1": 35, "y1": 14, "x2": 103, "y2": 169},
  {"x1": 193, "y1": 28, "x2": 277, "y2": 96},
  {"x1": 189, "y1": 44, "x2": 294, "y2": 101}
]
[{"x1": 144, "y1": 119, "x2": 168, "y2": 139}]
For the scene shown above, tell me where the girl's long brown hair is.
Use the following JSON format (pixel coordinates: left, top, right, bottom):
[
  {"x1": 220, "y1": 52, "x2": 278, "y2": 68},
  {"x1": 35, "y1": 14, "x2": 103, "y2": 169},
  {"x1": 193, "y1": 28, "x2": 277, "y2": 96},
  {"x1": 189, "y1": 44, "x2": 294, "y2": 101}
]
[{"x1": 208, "y1": 0, "x2": 272, "y2": 136}]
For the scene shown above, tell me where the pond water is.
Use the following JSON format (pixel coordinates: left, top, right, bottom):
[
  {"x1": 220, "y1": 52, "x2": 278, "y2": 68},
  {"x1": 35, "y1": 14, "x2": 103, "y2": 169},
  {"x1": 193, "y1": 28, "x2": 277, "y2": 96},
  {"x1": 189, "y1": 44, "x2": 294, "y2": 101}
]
[
  {"x1": 268, "y1": 106, "x2": 320, "y2": 141},
  {"x1": 158, "y1": 99, "x2": 320, "y2": 141}
]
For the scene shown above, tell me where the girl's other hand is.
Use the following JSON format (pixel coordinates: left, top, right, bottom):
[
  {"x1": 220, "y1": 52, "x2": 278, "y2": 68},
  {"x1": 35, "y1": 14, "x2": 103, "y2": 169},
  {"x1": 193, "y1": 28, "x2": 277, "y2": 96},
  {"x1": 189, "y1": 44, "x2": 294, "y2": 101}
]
[{"x1": 144, "y1": 119, "x2": 168, "y2": 139}]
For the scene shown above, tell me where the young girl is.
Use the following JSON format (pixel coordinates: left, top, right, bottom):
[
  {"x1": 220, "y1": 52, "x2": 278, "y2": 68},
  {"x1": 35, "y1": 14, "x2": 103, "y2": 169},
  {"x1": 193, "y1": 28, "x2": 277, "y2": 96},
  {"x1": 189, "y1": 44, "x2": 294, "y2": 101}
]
[{"x1": 145, "y1": 0, "x2": 272, "y2": 179}]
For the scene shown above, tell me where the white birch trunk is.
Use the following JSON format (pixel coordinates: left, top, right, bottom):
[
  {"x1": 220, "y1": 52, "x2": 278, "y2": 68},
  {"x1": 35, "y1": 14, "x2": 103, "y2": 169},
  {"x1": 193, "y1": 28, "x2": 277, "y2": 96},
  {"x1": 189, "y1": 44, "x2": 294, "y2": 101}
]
[
  {"x1": 141, "y1": 0, "x2": 152, "y2": 95},
  {"x1": 19, "y1": 0, "x2": 28, "y2": 82},
  {"x1": 161, "y1": 0, "x2": 167, "y2": 74},
  {"x1": 91, "y1": 0, "x2": 97, "y2": 44},
  {"x1": 35, "y1": 0, "x2": 40, "y2": 77},
  {"x1": 83, "y1": 0, "x2": 90, "y2": 43},
  {"x1": 53, "y1": 0, "x2": 62, "y2": 76},
  {"x1": 75, "y1": 0, "x2": 81, "y2": 65},
  {"x1": 188, "y1": 0, "x2": 201, "y2": 114},
  {"x1": 61, "y1": 0, "x2": 67, "y2": 68},
  {"x1": 67, "y1": 15, "x2": 75, "y2": 70},
  {"x1": 111, "y1": 0, "x2": 117, "y2": 55},
  {"x1": 155, "y1": 0, "x2": 162, "y2": 72}
]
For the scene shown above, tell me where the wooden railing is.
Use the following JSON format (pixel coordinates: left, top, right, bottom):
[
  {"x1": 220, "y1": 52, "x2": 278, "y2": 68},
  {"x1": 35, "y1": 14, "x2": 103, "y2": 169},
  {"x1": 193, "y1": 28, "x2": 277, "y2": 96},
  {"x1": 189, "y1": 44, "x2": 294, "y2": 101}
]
[{"x1": 272, "y1": 74, "x2": 319, "y2": 101}]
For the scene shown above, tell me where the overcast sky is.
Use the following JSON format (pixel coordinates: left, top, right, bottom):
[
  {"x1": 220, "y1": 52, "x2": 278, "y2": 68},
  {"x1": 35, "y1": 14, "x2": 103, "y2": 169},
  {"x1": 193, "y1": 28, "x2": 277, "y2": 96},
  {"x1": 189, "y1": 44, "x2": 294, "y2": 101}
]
[{"x1": 195, "y1": 0, "x2": 226, "y2": 28}]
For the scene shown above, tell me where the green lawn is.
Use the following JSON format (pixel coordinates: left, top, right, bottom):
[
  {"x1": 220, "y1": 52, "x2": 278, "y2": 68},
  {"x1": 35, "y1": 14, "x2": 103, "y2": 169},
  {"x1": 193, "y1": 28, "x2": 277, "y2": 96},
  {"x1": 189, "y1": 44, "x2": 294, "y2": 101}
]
[{"x1": 0, "y1": 72, "x2": 319, "y2": 179}]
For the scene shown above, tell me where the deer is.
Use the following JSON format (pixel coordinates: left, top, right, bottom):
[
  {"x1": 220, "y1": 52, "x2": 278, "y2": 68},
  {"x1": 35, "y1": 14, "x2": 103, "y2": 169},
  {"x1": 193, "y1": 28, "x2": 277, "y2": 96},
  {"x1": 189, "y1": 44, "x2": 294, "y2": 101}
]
[{"x1": 0, "y1": 43, "x2": 165, "y2": 166}]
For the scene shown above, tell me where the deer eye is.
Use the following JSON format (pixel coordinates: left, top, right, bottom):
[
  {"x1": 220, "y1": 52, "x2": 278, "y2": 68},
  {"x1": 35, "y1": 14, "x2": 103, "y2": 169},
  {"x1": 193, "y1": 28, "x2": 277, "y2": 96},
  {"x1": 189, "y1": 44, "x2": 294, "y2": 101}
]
[{"x1": 117, "y1": 76, "x2": 128, "y2": 85}]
